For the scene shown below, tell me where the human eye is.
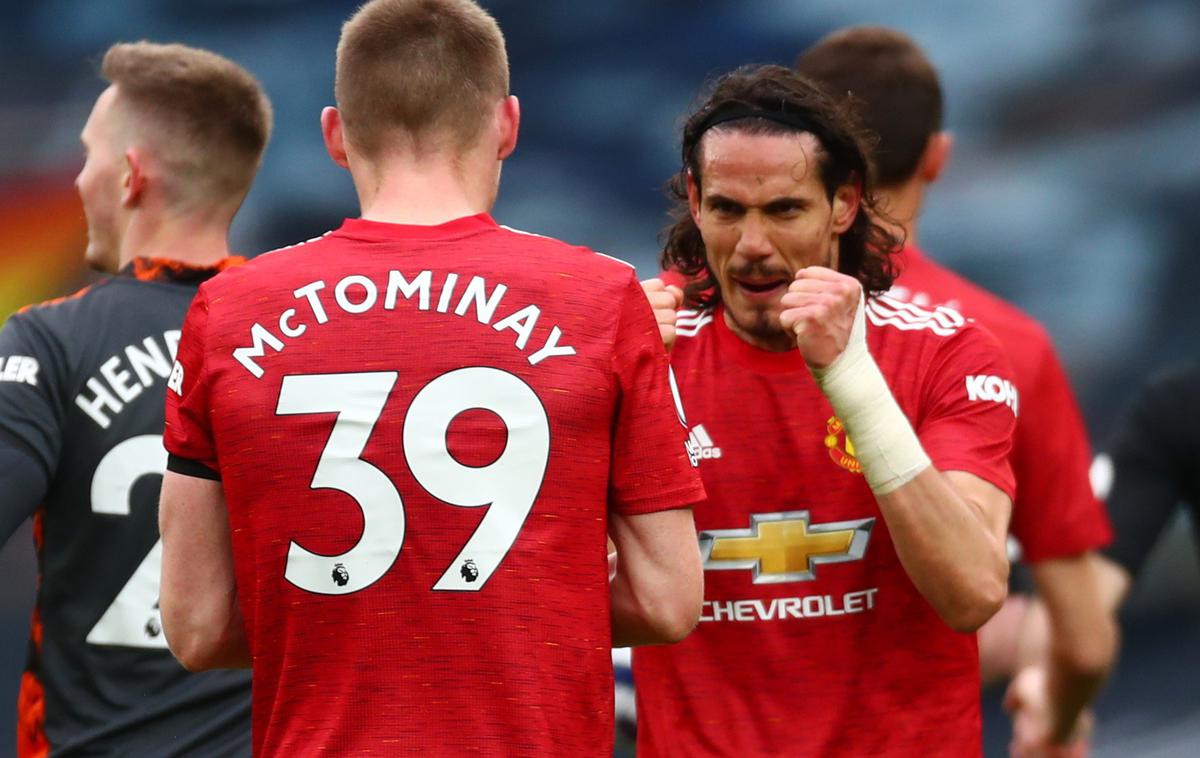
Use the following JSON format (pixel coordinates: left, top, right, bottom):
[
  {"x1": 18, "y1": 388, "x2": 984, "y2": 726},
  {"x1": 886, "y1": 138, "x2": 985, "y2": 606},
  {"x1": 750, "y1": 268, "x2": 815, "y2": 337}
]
[
  {"x1": 765, "y1": 198, "x2": 806, "y2": 217},
  {"x1": 707, "y1": 197, "x2": 743, "y2": 218}
]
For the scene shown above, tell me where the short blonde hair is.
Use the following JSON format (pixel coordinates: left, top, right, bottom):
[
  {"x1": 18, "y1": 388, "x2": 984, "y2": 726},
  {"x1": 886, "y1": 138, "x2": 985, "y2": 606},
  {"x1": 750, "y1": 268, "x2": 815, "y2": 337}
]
[
  {"x1": 102, "y1": 41, "x2": 273, "y2": 208},
  {"x1": 335, "y1": 0, "x2": 509, "y2": 157}
]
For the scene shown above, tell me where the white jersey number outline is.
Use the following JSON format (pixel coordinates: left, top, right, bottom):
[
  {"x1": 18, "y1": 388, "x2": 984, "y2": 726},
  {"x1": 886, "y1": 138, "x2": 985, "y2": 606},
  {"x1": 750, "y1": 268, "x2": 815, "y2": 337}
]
[
  {"x1": 276, "y1": 368, "x2": 549, "y2": 595},
  {"x1": 87, "y1": 434, "x2": 169, "y2": 648}
]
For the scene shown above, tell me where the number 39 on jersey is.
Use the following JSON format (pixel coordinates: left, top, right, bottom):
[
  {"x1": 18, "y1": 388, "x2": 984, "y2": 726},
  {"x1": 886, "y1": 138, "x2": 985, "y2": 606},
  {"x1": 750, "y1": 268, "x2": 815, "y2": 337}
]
[{"x1": 276, "y1": 367, "x2": 550, "y2": 596}]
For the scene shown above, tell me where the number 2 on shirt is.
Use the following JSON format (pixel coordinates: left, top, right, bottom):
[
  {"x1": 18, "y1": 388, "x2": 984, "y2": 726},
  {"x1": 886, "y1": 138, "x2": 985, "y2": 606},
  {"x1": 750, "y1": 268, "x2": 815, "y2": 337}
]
[
  {"x1": 87, "y1": 435, "x2": 169, "y2": 649},
  {"x1": 275, "y1": 368, "x2": 549, "y2": 595}
]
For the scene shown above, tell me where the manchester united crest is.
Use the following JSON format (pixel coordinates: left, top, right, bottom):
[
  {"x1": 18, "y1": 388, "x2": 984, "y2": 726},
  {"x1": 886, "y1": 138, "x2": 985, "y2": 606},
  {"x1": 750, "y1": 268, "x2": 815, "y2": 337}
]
[{"x1": 825, "y1": 416, "x2": 863, "y2": 475}]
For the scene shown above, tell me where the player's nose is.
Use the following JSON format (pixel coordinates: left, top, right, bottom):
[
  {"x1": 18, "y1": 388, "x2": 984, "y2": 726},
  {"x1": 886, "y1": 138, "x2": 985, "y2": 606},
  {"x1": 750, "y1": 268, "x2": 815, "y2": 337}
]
[{"x1": 733, "y1": 214, "x2": 773, "y2": 260}]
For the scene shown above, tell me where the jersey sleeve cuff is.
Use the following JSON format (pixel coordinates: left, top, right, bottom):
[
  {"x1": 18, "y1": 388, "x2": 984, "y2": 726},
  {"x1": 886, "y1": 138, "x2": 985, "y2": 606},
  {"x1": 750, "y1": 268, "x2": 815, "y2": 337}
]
[
  {"x1": 612, "y1": 481, "x2": 707, "y2": 516},
  {"x1": 935, "y1": 458, "x2": 1016, "y2": 502},
  {"x1": 1019, "y1": 525, "x2": 1113, "y2": 563},
  {"x1": 166, "y1": 454, "x2": 221, "y2": 481}
]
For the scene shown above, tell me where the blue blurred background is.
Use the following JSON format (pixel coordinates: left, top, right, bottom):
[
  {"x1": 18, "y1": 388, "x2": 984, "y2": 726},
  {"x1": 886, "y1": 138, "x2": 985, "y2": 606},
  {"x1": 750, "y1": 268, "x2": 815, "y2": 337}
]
[{"x1": 1, "y1": 0, "x2": 1197, "y2": 755}]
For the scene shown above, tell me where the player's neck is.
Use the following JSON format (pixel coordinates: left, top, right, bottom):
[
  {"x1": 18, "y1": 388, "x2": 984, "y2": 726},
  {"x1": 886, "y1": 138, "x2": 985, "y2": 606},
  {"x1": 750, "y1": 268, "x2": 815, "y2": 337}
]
[
  {"x1": 876, "y1": 180, "x2": 924, "y2": 249},
  {"x1": 355, "y1": 155, "x2": 497, "y2": 226},
  {"x1": 117, "y1": 210, "x2": 232, "y2": 270}
]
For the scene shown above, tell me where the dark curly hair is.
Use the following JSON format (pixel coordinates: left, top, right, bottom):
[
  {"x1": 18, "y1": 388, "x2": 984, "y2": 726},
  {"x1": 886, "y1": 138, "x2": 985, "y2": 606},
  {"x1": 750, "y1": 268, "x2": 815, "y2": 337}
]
[{"x1": 662, "y1": 64, "x2": 902, "y2": 309}]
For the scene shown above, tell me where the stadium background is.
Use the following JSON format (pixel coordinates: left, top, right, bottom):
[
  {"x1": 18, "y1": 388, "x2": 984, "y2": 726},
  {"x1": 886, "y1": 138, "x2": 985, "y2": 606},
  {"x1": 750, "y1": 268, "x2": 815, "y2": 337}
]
[{"x1": 0, "y1": 0, "x2": 1196, "y2": 754}]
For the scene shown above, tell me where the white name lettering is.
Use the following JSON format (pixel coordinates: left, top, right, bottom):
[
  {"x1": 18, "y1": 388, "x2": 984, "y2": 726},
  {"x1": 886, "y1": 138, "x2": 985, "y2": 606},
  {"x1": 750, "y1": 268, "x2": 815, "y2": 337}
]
[
  {"x1": 279, "y1": 308, "x2": 306, "y2": 338},
  {"x1": 232, "y1": 323, "x2": 286, "y2": 379},
  {"x1": 100, "y1": 356, "x2": 141, "y2": 404},
  {"x1": 454, "y1": 276, "x2": 507, "y2": 324},
  {"x1": 232, "y1": 270, "x2": 577, "y2": 379},
  {"x1": 294, "y1": 281, "x2": 329, "y2": 324},
  {"x1": 334, "y1": 275, "x2": 377, "y2": 314},
  {"x1": 73, "y1": 331, "x2": 179, "y2": 429},
  {"x1": 385, "y1": 270, "x2": 431, "y2": 310},
  {"x1": 126, "y1": 336, "x2": 173, "y2": 388}
]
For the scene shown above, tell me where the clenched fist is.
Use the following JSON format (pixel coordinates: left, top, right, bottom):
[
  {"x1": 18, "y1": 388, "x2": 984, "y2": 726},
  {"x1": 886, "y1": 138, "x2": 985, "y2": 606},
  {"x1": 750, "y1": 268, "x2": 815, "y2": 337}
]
[
  {"x1": 641, "y1": 278, "x2": 685, "y2": 352},
  {"x1": 1005, "y1": 666, "x2": 1093, "y2": 758},
  {"x1": 778, "y1": 267, "x2": 862, "y2": 369}
]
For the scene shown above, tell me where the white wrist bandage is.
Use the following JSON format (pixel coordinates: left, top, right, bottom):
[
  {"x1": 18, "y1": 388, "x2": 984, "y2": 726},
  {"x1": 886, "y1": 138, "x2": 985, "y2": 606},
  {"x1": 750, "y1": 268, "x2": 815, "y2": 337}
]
[{"x1": 808, "y1": 291, "x2": 931, "y2": 494}]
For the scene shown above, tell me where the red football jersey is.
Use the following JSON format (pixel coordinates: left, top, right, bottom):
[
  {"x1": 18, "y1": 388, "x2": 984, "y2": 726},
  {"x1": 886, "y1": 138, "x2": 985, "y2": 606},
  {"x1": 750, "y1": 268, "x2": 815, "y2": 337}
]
[
  {"x1": 633, "y1": 297, "x2": 1016, "y2": 757},
  {"x1": 163, "y1": 215, "x2": 705, "y2": 757},
  {"x1": 891, "y1": 246, "x2": 1111, "y2": 561}
]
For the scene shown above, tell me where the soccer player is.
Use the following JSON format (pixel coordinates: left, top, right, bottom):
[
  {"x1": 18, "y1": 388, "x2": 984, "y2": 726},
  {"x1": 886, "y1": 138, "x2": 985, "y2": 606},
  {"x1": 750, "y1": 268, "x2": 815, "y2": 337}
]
[
  {"x1": 632, "y1": 63, "x2": 1017, "y2": 757},
  {"x1": 797, "y1": 27, "x2": 1117, "y2": 756},
  {"x1": 156, "y1": 1, "x2": 705, "y2": 755},
  {"x1": 0, "y1": 42, "x2": 270, "y2": 756}
]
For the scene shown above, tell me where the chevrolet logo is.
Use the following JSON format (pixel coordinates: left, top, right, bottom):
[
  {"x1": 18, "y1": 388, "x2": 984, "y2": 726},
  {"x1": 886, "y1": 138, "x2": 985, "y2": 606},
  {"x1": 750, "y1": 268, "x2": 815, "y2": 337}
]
[{"x1": 699, "y1": 511, "x2": 874, "y2": 584}]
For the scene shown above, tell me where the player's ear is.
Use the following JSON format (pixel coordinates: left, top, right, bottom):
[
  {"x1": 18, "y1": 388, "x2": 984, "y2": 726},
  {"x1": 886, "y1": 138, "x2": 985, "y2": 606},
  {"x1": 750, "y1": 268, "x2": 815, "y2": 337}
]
[
  {"x1": 121, "y1": 148, "x2": 145, "y2": 208},
  {"x1": 497, "y1": 95, "x2": 519, "y2": 161},
  {"x1": 686, "y1": 170, "x2": 702, "y2": 225},
  {"x1": 321, "y1": 106, "x2": 350, "y2": 170},
  {"x1": 919, "y1": 131, "x2": 952, "y2": 184},
  {"x1": 830, "y1": 178, "x2": 860, "y2": 234}
]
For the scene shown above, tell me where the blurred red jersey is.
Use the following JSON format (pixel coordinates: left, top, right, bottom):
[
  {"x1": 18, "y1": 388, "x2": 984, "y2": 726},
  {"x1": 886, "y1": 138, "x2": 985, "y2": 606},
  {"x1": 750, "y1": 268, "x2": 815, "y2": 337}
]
[
  {"x1": 891, "y1": 245, "x2": 1111, "y2": 561},
  {"x1": 163, "y1": 215, "x2": 704, "y2": 757},
  {"x1": 634, "y1": 297, "x2": 1016, "y2": 757}
]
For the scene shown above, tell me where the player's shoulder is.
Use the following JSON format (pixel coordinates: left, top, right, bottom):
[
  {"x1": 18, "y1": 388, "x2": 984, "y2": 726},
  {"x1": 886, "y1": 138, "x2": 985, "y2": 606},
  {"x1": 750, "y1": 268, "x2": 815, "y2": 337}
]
[
  {"x1": 10, "y1": 278, "x2": 123, "y2": 332},
  {"x1": 867, "y1": 293, "x2": 1010, "y2": 376},
  {"x1": 866, "y1": 292, "x2": 972, "y2": 340},
  {"x1": 896, "y1": 258, "x2": 1050, "y2": 347},
  {"x1": 494, "y1": 223, "x2": 639, "y2": 281},
  {"x1": 949, "y1": 279, "x2": 1052, "y2": 352},
  {"x1": 15, "y1": 278, "x2": 116, "y2": 314}
]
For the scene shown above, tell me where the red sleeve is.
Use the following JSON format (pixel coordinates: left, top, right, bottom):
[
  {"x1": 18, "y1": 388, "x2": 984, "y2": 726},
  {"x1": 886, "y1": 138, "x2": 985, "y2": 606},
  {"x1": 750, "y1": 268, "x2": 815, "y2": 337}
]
[
  {"x1": 1008, "y1": 338, "x2": 1112, "y2": 561},
  {"x1": 916, "y1": 323, "x2": 1017, "y2": 500},
  {"x1": 609, "y1": 272, "x2": 706, "y2": 515},
  {"x1": 659, "y1": 269, "x2": 687, "y2": 289},
  {"x1": 163, "y1": 286, "x2": 219, "y2": 472}
]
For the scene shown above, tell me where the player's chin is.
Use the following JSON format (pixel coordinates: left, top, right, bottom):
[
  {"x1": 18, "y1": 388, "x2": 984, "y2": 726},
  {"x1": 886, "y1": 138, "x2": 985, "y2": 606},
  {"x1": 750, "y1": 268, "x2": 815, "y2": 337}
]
[
  {"x1": 83, "y1": 242, "x2": 116, "y2": 274},
  {"x1": 728, "y1": 294, "x2": 783, "y2": 326},
  {"x1": 728, "y1": 301, "x2": 789, "y2": 341}
]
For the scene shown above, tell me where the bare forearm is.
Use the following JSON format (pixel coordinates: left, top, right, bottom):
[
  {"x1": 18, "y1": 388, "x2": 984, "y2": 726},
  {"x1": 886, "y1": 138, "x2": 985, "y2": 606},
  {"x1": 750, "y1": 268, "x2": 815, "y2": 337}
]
[
  {"x1": 876, "y1": 468, "x2": 1009, "y2": 632},
  {"x1": 159, "y1": 471, "x2": 250, "y2": 670},
  {"x1": 611, "y1": 580, "x2": 695, "y2": 648},
  {"x1": 1034, "y1": 556, "x2": 1121, "y2": 742},
  {"x1": 608, "y1": 509, "x2": 704, "y2": 648},
  {"x1": 978, "y1": 594, "x2": 1030, "y2": 684},
  {"x1": 163, "y1": 595, "x2": 251, "y2": 670},
  {"x1": 1044, "y1": 642, "x2": 1109, "y2": 742}
]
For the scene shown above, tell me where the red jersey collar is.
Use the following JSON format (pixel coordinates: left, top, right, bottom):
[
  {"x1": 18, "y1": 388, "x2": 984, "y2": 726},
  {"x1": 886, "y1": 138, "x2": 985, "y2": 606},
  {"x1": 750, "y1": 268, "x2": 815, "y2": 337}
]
[
  {"x1": 712, "y1": 304, "x2": 809, "y2": 375},
  {"x1": 336, "y1": 213, "x2": 498, "y2": 241},
  {"x1": 121, "y1": 256, "x2": 245, "y2": 283}
]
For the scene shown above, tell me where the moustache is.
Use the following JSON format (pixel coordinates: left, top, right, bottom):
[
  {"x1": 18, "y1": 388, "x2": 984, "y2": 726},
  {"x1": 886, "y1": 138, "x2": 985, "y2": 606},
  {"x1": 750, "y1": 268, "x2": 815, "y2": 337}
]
[{"x1": 725, "y1": 261, "x2": 792, "y2": 281}]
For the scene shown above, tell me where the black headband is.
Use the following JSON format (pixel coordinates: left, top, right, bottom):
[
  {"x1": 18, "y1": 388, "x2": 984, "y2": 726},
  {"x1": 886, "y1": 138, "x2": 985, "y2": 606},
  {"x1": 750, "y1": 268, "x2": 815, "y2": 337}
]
[{"x1": 693, "y1": 104, "x2": 821, "y2": 139}]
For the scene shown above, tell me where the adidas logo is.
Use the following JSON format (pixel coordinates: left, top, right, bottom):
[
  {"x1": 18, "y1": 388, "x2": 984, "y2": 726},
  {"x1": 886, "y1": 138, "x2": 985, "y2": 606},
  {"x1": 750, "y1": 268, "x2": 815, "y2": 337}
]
[{"x1": 687, "y1": 424, "x2": 722, "y2": 463}]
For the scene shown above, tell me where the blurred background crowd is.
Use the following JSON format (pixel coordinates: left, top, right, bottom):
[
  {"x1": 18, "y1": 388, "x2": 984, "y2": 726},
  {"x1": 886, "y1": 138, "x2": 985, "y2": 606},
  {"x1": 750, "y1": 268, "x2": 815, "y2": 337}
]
[{"x1": 1, "y1": 0, "x2": 1197, "y2": 755}]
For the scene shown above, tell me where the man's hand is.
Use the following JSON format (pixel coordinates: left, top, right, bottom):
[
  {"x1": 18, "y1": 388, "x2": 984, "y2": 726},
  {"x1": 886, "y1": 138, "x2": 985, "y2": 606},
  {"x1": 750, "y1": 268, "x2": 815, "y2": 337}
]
[
  {"x1": 1005, "y1": 666, "x2": 1093, "y2": 758},
  {"x1": 778, "y1": 267, "x2": 861, "y2": 369},
  {"x1": 640, "y1": 278, "x2": 684, "y2": 352}
]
